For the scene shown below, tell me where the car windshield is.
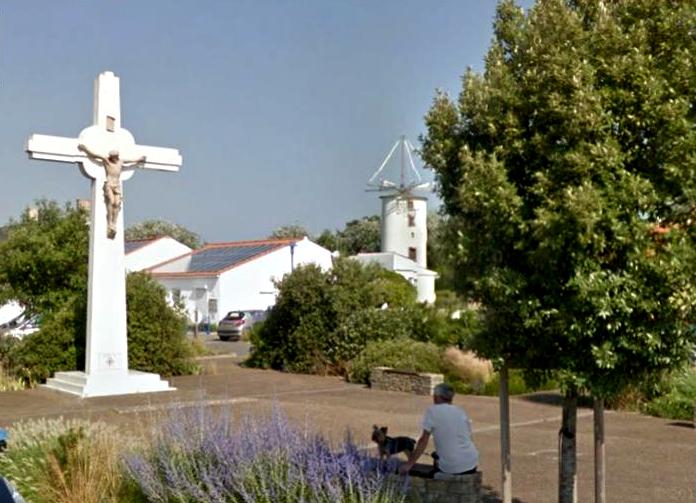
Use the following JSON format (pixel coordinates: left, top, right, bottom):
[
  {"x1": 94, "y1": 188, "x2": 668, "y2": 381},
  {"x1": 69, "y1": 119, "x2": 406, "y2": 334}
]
[{"x1": 225, "y1": 312, "x2": 245, "y2": 320}]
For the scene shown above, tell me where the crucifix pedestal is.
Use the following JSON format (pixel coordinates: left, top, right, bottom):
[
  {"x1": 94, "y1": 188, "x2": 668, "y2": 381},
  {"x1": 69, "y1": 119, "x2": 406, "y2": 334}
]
[{"x1": 26, "y1": 71, "x2": 181, "y2": 398}]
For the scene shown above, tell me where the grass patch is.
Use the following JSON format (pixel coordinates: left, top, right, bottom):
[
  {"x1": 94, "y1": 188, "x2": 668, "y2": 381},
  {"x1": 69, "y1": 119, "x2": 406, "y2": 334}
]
[
  {"x1": 0, "y1": 362, "x2": 26, "y2": 391},
  {"x1": 643, "y1": 367, "x2": 696, "y2": 421},
  {"x1": 0, "y1": 418, "x2": 131, "y2": 503}
]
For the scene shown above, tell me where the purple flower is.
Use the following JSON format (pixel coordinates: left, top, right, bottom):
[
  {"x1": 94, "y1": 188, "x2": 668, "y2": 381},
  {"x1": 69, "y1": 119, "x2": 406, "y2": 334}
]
[{"x1": 124, "y1": 403, "x2": 406, "y2": 502}]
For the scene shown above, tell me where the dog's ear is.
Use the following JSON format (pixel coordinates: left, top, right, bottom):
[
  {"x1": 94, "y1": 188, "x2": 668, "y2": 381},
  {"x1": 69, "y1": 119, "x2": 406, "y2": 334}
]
[
  {"x1": 381, "y1": 426, "x2": 388, "y2": 433},
  {"x1": 373, "y1": 424, "x2": 379, "y2": 431}
]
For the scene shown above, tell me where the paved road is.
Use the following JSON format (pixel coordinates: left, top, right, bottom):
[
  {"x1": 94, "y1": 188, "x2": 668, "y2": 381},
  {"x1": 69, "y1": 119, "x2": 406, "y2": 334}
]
[
  {"x1": 0, "y1": 359, "x2": 694, "y2": 502},
  {"x1": 187, "y1": 331, "x2": 251, "y2": 357}
]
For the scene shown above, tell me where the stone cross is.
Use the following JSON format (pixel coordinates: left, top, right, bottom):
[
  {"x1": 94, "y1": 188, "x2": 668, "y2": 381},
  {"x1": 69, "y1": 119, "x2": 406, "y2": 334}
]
[{"x1": 25, "y1": 71, "x2": 181, "y2": 397}]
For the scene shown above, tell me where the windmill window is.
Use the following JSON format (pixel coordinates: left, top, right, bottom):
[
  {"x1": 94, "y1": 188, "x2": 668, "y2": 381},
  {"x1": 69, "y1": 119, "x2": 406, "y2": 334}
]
[
  {"x1": 407, "y1": 199, "x2": 414, "y2": 210},
  {"x1": 408, "y1": 214, "x2": 416, "y2": 227},
  {"x1": 408, "y1": 247, "x2": 417, "y2": 261}
]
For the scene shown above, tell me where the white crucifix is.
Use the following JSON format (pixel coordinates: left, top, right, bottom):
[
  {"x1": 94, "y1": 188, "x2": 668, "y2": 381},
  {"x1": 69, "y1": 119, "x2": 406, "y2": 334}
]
[{"x1": 25, "y1": 71, "x2": 180, "y2": 397}]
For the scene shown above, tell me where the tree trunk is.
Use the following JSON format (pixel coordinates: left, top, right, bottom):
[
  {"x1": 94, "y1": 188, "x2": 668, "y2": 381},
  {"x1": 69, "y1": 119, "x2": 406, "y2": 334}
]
[
  {"x1": 594, "y1": 397, "x2": 605, "y2": 503},
  {"x1": 558, "y1": 391, "x2": 577, "y2": 503},
  {"x1": 499, "y1": 363, "x2": 512, "y2": 503}
]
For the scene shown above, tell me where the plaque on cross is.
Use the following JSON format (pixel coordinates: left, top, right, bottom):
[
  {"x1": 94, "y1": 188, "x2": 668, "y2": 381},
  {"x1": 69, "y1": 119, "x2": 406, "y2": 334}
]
[{"x1": 25, "y1": 71, "x2": 181, "y2": 397}]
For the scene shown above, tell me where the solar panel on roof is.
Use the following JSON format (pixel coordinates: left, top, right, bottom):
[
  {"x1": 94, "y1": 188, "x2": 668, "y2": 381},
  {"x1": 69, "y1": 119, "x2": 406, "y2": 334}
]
[{"x1": 184, "y1": 244, "x2": 281, "y2": 273}]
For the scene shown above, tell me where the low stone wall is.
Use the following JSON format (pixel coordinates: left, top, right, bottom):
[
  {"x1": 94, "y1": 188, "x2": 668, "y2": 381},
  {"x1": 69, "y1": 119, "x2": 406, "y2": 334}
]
[
  {"x1": 387, "y1": 471, "x2": 482, "y2": 503},
  {"x1": 370, "y1": 366, "x2": 444, "y2": 395}
]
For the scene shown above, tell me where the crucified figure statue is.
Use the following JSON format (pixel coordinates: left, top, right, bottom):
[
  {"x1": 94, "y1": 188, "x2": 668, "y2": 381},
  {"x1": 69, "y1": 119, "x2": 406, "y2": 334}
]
[{"x1": 78, "y1": 144, "x2": 146, "y2": 238}]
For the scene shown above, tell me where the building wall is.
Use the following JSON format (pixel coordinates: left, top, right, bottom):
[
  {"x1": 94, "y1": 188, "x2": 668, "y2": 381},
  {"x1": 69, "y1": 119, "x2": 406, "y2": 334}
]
[
  {"x1": 152, "y1": 238, "x2": 332, "y2": 323},
  {"x1": 214, "y1": 238, "x2": 332, "y2": 319},
  {"x1": 380, "y1": 195, "x2": 428, "y2": 269},
  {"x1": 155, "y1": 276, "x2": 219, "y2": 324},
  {"x1": 125, "y1": 238, "x2": 191, "y2": 272},
  {"x1": 416, "y1": 273, "x2": 437, "y2": 304}
]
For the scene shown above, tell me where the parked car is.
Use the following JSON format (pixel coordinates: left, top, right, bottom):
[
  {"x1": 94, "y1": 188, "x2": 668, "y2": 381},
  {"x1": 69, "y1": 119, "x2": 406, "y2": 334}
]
[
  {"x1": 217, "y1": 310, "x2": 267, "y2": 341},
  {"x1": 7, "y1": 316, "x2": 40, "y2": 340}
]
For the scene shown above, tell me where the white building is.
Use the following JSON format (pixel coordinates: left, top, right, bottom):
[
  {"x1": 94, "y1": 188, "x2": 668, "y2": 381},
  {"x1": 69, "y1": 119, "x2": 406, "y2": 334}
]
[
  {"x1": 354, "y1": 252, "x2": 437, "y2": 304},
  {"x1": 366, "y1": 137, "x2": 437, "y2": 303},
  {"x1": 125, "y1": 236, "x2": 191, "y2": 272},
  {"x1": 380, "y1": 194, "x2": 428, "y2": 268},
  {"x1": 372, "y1": 194, "x2": 437, "y2": 303},
  {"x1": 147, "y1": 237, "x2": 332, "y2": 323}
]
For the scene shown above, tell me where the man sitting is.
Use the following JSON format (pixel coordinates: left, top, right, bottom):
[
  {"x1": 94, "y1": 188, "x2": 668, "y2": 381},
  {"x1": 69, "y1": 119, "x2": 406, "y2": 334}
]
[{"x1": 399, "y1": 383, "x2": 479, "y2": 478}]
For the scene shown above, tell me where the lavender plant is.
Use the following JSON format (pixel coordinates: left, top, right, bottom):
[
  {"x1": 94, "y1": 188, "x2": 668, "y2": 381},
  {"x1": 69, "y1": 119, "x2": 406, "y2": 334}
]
[{"x1": 124, "y1": 406, "x2": 407, "y2": 503}]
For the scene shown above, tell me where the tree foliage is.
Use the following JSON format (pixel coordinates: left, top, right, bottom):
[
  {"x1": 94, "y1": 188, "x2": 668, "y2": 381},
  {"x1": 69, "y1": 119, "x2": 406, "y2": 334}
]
[
  {"x1": 268, "y1": 224, "x2": 309, "y2": 240},
  {"x1": 247, "y1": 258, "x2": 418, "y2": 373},
  {"x1": 126, "y1": 272, "x2": 197, "y2": 376},
  {"x1": 337, "y1": 216, "x2": 381, "y2": 255},
  {"x1": 422, "y1": 0, "x2": 696, "y2": 396},
  {"x1": 125, "y1": 219, "x2": 201, "y2": 249},
  {"x1": 0, "y1": 200, "x2": 89, "y2": 314},
  {"x1": 0, "y1": 201, "x2": 197, "y2": 382},
  {"x1": 316, "y1": 216, "x2": 381, "y2": 255}
]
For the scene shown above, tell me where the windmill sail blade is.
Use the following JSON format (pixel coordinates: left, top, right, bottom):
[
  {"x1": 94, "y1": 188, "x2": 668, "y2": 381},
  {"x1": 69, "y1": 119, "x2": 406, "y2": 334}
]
[
  {"x1": 405, "y1": 139, "x2": 422, "y2": 184},
  {"x1": 367, "y1": 139, "x2": 401, "y2": 187},
  {"x1": 366, "y1": 135, "x2": 431, "y2": 196},
  {"x1": 411, "y1": 182, "x2": 432, "y2": 191}
]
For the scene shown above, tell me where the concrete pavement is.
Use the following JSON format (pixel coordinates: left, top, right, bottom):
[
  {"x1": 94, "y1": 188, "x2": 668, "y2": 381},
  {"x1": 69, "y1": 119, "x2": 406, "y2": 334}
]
[{"x1": 0, "y1": 357, "x2": 694, "y2": 502}]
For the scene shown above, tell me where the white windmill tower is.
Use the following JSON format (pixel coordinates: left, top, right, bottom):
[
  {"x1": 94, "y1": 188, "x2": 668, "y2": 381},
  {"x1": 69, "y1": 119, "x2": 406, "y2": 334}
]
[{"x1": 367, "y1": 136, "x2": 431, "y2": 269}]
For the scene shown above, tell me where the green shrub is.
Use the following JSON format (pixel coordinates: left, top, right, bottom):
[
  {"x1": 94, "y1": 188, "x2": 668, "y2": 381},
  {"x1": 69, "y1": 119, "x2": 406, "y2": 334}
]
[
  {"x1": 248, "y1": 259, "x2": 417, "y2": 374},
  {"x1": 482, "y1": 369, "x2": 543, "y2": 396},
  {"x1": 126, "y1": 272, "x2": 198, "y2": 376},
  {"x1": 643, "y1": 367, "x2": 696, "y2": 421},
  {"x1": 7, "y1": 273, "x2": 198, "y2": 383},
  {"x1": 8, "y1": 296, "x2": 86, "y2": 384},
  {"x1": 330, "y1": 307, "x2": 428, "y2": 365},
  {"x1": 348, "y1": 338, "x2": 443, "y2": 384}
]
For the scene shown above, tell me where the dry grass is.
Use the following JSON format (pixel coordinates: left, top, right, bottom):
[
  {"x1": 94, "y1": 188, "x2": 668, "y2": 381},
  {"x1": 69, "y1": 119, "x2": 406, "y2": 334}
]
[
  {"x1": 0, "y1": 362, "x2": 26, "y2": 391},
  {"x1": 42, "y1": 428, "x2": 124, "y2": 503},
  {"x1": 0, "y1": 418, "x2": 137, "y2": 503},
  {"x1": 442, "y1": 347, "x2": 493, "y2": 393}
]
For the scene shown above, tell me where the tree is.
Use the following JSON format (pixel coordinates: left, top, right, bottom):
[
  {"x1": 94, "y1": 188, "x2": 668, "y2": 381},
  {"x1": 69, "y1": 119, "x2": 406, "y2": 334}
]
[
  {"x1": 421, "y1": 1, "x2": 696, "y2": 502},
  {"x1": 336, "y1": 216, "x2": 381, "y2": 255},
  {"x1": 426, "y1": 212, "x2": 456, "y2": 289},
  {"x1": 0, "y1": 200, "x2": 89, "y2": 314},
  {"x1": 125, "y1": 219, "x2": 201, "y2": 249},
  {"x1": 268, "y1": 224, "x2": 309, "y2": 240},
  {"x1": 315, "y1": 216, "x2": 381, "y2": 255},
  {"x1": 314, "y1": 229, "x2": 339, "y2": 251},
  {"x1": 0, "y1": 201, "x2": 197, "y2": 382}
]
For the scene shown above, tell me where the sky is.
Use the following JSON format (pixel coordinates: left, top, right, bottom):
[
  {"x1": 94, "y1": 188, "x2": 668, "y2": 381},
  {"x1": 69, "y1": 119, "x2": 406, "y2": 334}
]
[{"x1": 1, "y1": 1, "x2": 532, "y2": 243}]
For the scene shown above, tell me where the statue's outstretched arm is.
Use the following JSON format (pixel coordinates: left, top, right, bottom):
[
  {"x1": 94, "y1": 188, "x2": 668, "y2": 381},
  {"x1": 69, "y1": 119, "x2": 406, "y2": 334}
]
[
  {"x1": 122, "y1": 155, "x2": 146, "y2": 167},
  {"x1": 77, "y1": 143, "x2": 106, "y2": 162}
]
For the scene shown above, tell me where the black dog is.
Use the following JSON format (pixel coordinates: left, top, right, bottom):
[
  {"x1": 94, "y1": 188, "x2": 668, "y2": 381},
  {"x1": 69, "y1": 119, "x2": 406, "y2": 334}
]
[{"x1": 371, "y1": 425, "x2": 416, "y2": 461}]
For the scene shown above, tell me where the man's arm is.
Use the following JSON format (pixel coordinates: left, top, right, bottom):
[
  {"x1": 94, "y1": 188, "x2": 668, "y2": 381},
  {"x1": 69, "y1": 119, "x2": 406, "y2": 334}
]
[
  {"x1": 399, "y1": 430, "x2": 430, "y2": 475},
  {"x1": 77, "y1": 143, "x2": 105, "y2": 162}
]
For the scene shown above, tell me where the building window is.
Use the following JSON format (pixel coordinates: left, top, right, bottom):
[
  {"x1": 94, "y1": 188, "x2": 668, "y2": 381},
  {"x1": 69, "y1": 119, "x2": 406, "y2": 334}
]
[
  {"x1": 408, "y1": 247, "x2": 417, "y2": 261},
  {"x1": 172, "y1": 289, "x2": 182, "y2": 305},
  {"x1": 408, "y1": 214, "x2": 415, "y2": 227}
]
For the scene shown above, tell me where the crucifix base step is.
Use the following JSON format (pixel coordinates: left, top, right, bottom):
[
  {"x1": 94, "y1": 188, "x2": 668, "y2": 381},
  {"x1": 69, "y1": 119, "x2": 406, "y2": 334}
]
[{"x1": 44, "y1": 370, "x2": 175, "y2": 398}]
